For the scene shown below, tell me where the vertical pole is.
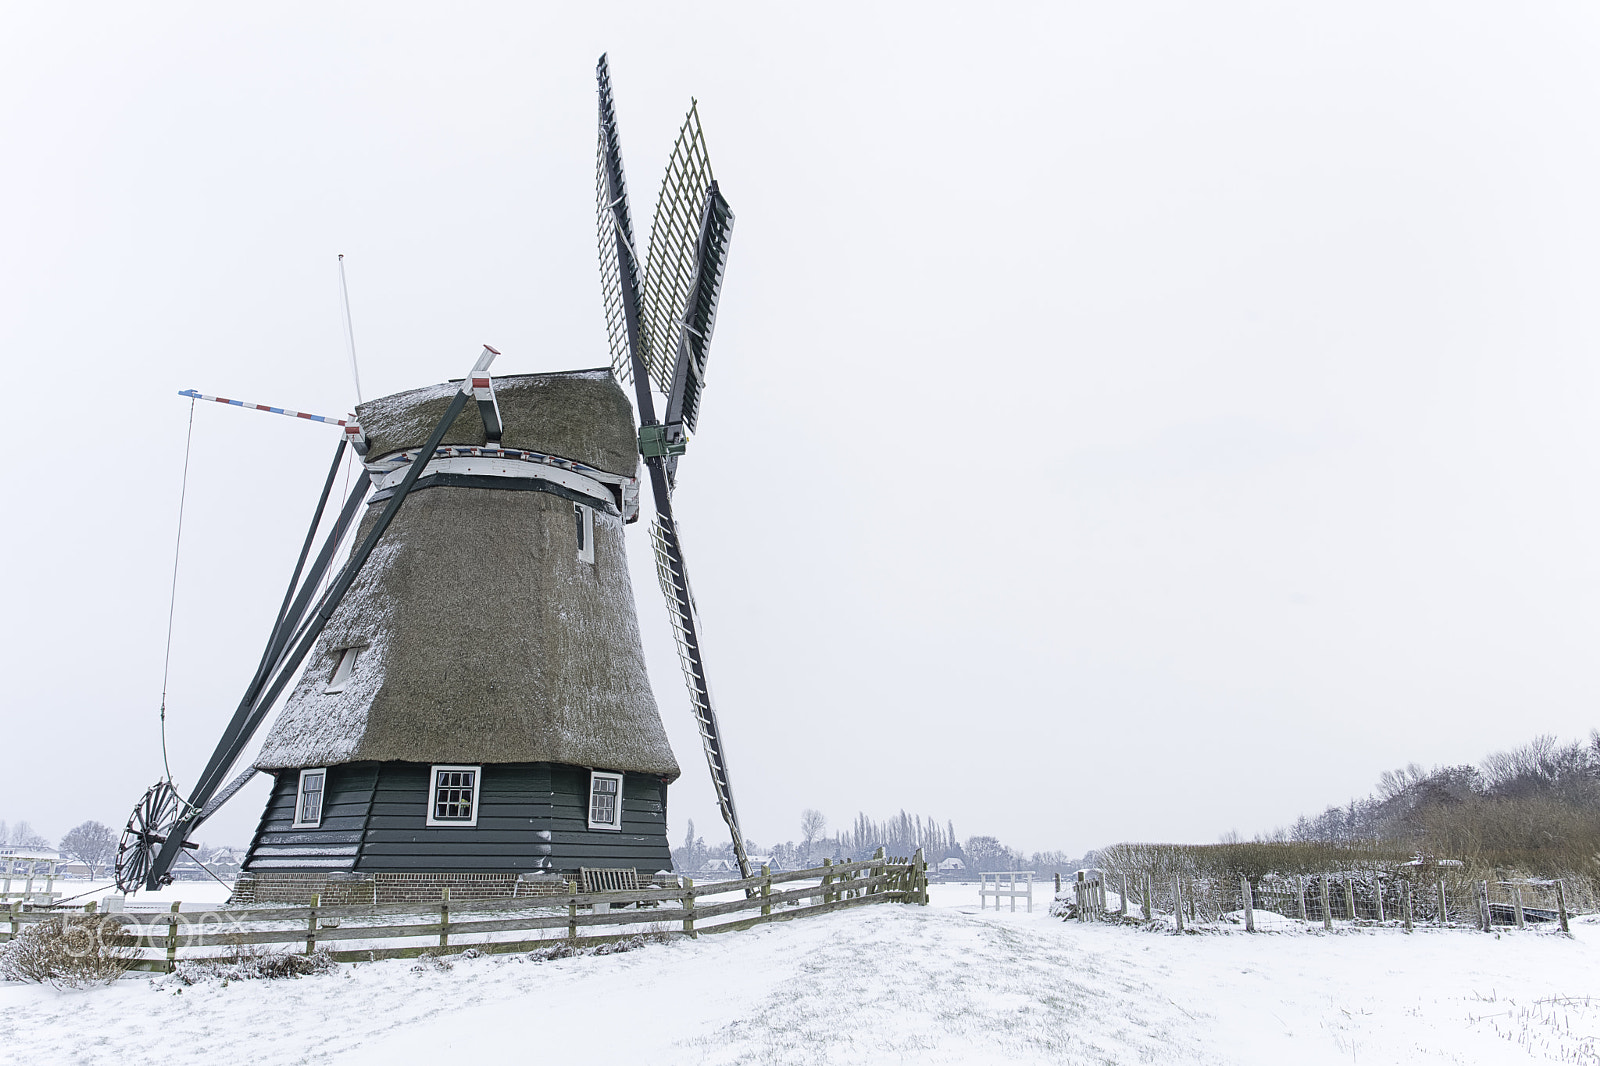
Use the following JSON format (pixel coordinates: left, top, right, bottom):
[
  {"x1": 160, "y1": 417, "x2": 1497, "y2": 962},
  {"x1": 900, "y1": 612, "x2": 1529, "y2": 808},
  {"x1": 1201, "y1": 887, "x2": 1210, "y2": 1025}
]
[
  {"x1": 1479, "y1": 880, "x2": 1492, "y2": 932},
  {"x1": 1556, "y1": 881, "x2": 1570, "y2": 934},
  {"x1": 1320, "y1": 876, "x2": 1332, "y2": 931},
  {"x1": 568, "y1": 882, "x2": 579, "y2": 942},
  {"x1": 1143, "y1": 874, "x2": 1153, "y2": 921},
  {"x1": 913, "y1": 848, "x2": 926, "y2": 904},
  {"x1": 1402, "y1": 880, "x2": 1413, "y2": 933},
  {"x1": 1187, "y1": 879, "x2": 1197, "y2": 923},
  {"x1": 1055, "y1": 872, "x2": 1061, "y2": 896},
  {"x1": 1296, "y1": 876, "x2": 1308, "y2": 922},
  {"x1": 7, "y1": 900, "x2": 18, "y2": 943},
  {"x1": 305, "y1": 894, "x2": 318, "y2": 955},
  {"x1": 1344, "y1": 877, "x2": 1356, "y2": 923},
  {"x1": 822, "y1": 858, "x2": 834, "y2": 906},
  {"x1": 1075, "y1": 871, "x2": 1086, "y2": 922},
  {"x1": 1120, "y1": 875, "x2": 1128, "y2": 917},
  {"x1": 1512, "y1": 884, "x2": 1525, "y2": 930},
  {"x1": 1174, "y1": 877, "x2": 1184, "y2": 933},
  {"x1": 1373, "y1": 876, "x2": 1386, "y2": 923},
  {"x1": 440, "y1": 887, "x2": 451, "y2": 950},
  {"x1": 1241, "y1": 876, "x2": 1254, "y2": 933},
  {"x1": 1438, "y1": 880, "x2": 1449, "y2": 925},
  {"x1": 761, "y1": 864, "x2": 771, "y2": 916},
  {"x1": 682, "y1": 877, "x2": 696, "y2": 938},
  {"x1": 168, "y1": 901, "x2": 182, "y2": 973}
]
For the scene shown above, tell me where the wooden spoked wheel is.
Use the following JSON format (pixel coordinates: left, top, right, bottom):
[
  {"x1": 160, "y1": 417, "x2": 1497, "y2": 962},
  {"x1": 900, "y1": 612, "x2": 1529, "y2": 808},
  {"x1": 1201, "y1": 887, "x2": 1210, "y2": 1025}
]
[{"x1": 114, "y1": 781, "x2": 181, "y2": 893}]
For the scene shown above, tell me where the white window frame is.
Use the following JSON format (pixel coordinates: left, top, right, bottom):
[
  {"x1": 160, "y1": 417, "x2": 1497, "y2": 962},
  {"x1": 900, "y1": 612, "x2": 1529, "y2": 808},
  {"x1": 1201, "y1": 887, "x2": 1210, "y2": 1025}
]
[
  {"x1": 292, "y1": 768, "x2": 327, "y2": 829},
  {"x1": 574, "y1": 503, "x2": 595, "y2": 564},
  {"x1": 426, "y1": 765, "x2": 481, "y2": 827},
  {"x1": 587, "y1": 770, "x2": 624, "y2": 831},
  {"x1": 324, "y1": 646, "x2": 360, "y2": 694}
]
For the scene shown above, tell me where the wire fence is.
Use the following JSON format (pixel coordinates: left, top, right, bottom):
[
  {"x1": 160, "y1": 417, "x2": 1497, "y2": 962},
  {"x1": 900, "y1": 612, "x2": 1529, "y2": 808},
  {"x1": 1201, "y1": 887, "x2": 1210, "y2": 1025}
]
[{"x1": 1060, "y1": 855, "x2": 1576, "y2": 934}]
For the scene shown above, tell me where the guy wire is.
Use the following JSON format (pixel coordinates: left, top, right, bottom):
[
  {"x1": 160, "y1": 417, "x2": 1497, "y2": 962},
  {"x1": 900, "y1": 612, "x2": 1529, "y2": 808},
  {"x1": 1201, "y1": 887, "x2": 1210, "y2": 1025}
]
[{"x1": 159, "y1": 398, "x2": 197, "y2": 790}]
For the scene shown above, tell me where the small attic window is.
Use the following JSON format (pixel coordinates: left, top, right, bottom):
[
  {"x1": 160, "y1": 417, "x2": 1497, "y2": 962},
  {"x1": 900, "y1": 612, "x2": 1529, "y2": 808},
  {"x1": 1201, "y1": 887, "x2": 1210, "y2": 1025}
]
[
  {"x1": 293, "y1": 769, "x2": 326, "y2": 829},
  {"x1": 325, "y1": 647, "x2": 359, "y2": 693},
  {"x1": 574, "y1": 503, "x2": 595, "y2": 564},
  {"x1": 588, "y1": 771, "x2": 623, "y2": 831}
]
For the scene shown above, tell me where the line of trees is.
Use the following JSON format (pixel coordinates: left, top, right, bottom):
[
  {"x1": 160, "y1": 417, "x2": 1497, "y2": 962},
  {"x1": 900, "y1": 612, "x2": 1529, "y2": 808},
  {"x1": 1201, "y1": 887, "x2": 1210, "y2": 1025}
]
[
  {"x1": 1266, "y1": 731, "x2": 1600, "y2": 887},
  {"x1": 671, "y1": 810, "x2": 1087, "y2": 878}
]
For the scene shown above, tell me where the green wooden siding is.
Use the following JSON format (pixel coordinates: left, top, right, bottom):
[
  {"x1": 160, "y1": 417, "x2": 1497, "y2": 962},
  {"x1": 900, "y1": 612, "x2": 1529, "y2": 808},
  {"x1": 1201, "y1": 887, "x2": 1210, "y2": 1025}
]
[{"x1": 244, "y1": 761, "x2": 671, "y2": 876}]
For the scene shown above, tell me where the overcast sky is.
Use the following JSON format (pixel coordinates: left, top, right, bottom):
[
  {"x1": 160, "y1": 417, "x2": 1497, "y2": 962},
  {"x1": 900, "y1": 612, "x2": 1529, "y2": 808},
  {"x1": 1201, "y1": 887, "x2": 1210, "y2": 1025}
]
[{"x1": 4, "y1": 3, "x2": 1599, "y2": 859}]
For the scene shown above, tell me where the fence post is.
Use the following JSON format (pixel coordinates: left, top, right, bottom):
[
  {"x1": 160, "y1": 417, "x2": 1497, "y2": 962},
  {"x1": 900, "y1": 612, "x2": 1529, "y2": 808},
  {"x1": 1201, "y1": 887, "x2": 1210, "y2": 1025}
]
[
  {"x1": 1296, "y1": 876, "x2": 1308, "y2": 922},
  {"x1": 761, "y1": 864, "x2": 771, "y2": 916},
  {"x1": 1343, "y1": 877, "x2": 1356, "y2": 923},
  {"x1": 304, "y1": 894, "x2": 318, "y2": 956},
  {"x1": 1438, "y1": 880, "x2": 1449, "y2": 925},
  {"x1": 1373, "y1": 876, "x2": 1386, "y2": 923},
  {"x1": 1187, "y1": 879, "x2": 1197, "y2": 924},
  {"x1": 7, "y1": 900, "x2": 18, "y2": 943},
  {"x1": 1142, "y1": 874, "x2": 1152, "y2": 921},
  {"x1": 1174, "y1": 877, "x2": 1184, "y2": 933},
  {"x1": 1055, "y1": 872, "x2": 1061, "y2": 896},
  {"x1": 1240, "y1": 876, "x2": 1254, "y2": 933},
  {"x1": 1479, "y1": 881, "x2": 1492, "y2": 932},
  {"x1": 682, "y1": 877, "x2": 696, "y2": 938},
  {"x1": 1402, "y1": 880, "x2": 1413, "y2": 933},
  {"x1": 568, "y1": 882, "x2": 578, "y2": 942},
  {"x1": 1556, "y1": 880, "x2": 1570, "y2": 934},
  {"x1": 822, "y1": 859, "x2": 834, "y2": 906},
  {"x1": 440, "y1": 887, "x2": 451, "y2": 950},
  {"x1": 1119, "y1": 875, "x2": 1128, "y2": 918},
  {"x1": 1511, "y1": 884, "x2": 1525, "y2": 929},
  {"x1": 1320, "y1": 876, "x2": 1332, "y2": 931},
  {"x1": 913, "y1": 848, "x2": 927, "y2": 905},
  {"x1": 167, "y1": 901, "x2": 182, "y2": 973}
]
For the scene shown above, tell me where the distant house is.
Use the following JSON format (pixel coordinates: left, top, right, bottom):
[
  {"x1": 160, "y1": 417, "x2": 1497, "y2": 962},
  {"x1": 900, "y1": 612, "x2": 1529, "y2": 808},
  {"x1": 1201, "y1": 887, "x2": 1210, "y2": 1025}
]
[
  {"x1": 1, "y1": 846, "x2": 63, "y2": 903},
  {"x1": 701, "y1": 858, "x2": 738, "y2": 874},
  {"x1": 938, "y1": 857, "x2": 966, "y2": 872}
]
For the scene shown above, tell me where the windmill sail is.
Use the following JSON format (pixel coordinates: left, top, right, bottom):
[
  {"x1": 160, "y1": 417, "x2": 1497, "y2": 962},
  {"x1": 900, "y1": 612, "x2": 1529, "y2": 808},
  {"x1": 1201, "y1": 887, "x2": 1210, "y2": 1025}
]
[
  {"x1": 662, "y1": 181, "x2": 734, "y2": 439},
  {"x1": 596, "y1": 56, "x2": 647, "y2": 385},
  {"x1": 642, "y1": 103, "x2": 715, "y2": 397},
  {"x1": 595, "y1": 56, "x2": 751, "y2": 880}
]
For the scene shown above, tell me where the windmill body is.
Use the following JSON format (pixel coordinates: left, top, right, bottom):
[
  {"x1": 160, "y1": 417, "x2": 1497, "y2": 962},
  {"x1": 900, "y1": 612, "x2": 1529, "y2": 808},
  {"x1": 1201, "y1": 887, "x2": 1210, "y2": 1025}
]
[
  {"x1": 114, "y1": 58, "x2": 753, "y2": 899},
  {"x1": 237, "y1": 371, "x2": 680, "y2": 902}
]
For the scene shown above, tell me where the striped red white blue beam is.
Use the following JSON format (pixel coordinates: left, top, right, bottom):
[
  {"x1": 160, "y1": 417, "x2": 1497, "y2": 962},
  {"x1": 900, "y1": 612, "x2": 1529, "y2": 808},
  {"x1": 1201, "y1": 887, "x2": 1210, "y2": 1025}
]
[{"x1": 179, "y1": 389, "x2": 350, "y2": 427}]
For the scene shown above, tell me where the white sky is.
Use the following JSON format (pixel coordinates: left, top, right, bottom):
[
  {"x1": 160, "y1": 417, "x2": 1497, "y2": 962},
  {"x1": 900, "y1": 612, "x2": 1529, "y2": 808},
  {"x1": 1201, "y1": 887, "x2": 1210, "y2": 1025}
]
[{"x1": 3, "y1": 2, "x2": 1599, "y2": 857}]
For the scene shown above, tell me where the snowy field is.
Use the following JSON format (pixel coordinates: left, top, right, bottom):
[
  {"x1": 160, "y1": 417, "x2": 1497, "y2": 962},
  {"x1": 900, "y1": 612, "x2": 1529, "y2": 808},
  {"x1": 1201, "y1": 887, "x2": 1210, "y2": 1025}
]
[{"x1": 3, "y1": 881, "x2": 1597, "y2": 1065}]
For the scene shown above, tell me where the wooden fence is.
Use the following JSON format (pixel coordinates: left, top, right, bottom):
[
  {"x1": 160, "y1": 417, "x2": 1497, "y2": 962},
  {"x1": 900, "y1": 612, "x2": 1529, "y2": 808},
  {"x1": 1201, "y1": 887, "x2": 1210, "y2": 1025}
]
[{"x1": 4, "y1": 850, "x2": 929, "y2": 973}]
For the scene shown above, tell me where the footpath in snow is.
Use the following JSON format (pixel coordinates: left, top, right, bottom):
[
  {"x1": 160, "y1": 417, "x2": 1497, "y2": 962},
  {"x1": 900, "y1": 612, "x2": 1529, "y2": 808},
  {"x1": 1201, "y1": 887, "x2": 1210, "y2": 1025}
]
[{"x1": 2, "y1": 881, "x2": 1596, "y2": 1065}]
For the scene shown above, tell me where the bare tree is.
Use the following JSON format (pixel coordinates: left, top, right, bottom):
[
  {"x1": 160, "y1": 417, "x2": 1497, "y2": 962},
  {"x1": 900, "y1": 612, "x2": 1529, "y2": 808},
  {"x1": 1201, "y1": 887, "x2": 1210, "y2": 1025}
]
[
  {"x1": 4, "y1": 821, "x2": 49, "y2": 848},
  {"x1": 800, "y1": 809, "x2": 826, "y2": 860},
  {"x1": 59, "y1": 821, "x2": 116, "y2": 878}
]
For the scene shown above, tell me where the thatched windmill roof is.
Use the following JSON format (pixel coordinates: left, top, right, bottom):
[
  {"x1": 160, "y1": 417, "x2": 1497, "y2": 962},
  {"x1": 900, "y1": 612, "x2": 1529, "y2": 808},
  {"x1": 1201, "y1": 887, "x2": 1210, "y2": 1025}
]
[{"x1": 253, "y1": 370, "x2": 679, "y2": 779}]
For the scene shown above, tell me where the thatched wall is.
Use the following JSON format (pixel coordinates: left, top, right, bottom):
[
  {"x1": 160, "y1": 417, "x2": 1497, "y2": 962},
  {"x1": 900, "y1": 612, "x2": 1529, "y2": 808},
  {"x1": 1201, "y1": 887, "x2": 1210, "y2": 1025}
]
[{"x1": 254, "y1": 369, "x2": 677, "y2": 778}]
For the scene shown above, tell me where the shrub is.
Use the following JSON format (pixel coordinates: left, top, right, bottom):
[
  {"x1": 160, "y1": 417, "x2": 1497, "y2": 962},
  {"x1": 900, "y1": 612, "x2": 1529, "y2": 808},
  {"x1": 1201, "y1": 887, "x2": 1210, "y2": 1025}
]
[
  {"x1": 171, "y1": 949, "x2": 336, "y2": 985},
  {"x1": 0, "y1": 915, "x2": 138, "y2": 988}
]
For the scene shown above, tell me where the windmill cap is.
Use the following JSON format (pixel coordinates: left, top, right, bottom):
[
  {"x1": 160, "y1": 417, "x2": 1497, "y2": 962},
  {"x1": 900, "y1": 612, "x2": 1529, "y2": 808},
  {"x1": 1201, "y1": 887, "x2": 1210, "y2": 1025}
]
[{"x1": 356, "y1": 369, "x2": 637, "y2": 478}]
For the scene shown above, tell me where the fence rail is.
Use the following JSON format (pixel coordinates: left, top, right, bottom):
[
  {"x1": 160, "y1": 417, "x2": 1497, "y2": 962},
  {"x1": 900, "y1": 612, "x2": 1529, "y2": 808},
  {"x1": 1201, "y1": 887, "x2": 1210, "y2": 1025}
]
[{"x1": 4, "y1": 851, "x2": 930, "y2": 972}]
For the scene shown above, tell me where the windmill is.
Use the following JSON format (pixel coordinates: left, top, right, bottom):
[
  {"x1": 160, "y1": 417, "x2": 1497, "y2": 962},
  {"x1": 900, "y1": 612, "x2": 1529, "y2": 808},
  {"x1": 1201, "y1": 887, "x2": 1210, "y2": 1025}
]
[
  {"x1": 112, "y1": 58, "x2": 753, "y2": 897},
  {"x1": 595, "y1": 54, "x2": 751, "y2": 878}
]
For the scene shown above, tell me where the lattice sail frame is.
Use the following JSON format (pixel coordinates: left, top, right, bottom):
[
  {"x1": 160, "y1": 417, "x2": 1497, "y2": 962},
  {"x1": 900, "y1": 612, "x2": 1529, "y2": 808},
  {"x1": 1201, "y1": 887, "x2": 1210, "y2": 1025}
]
[
  {"x1": 648, "y1": 513, "x2": 747, "y2": 858},
  {"x1": 596, "y1": 134, "x2": 636, "y2": 384},
  {"x1": 642, "y1": 103, "x2": 715, "y2": 397}
]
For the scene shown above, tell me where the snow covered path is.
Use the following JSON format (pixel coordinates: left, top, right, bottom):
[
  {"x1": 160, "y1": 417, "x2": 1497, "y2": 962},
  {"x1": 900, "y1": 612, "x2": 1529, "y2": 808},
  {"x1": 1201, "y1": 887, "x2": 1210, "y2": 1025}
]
[{"x1": 3, "y1": 885, "x2": 1597, "y2": 1064}]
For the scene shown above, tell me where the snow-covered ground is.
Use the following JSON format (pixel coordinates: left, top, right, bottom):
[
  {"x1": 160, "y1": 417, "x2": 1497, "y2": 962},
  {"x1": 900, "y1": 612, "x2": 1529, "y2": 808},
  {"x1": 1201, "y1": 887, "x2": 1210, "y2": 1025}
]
[{"x1": 3, "y1": 881, "x2": 1596, "y2": 1064}]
